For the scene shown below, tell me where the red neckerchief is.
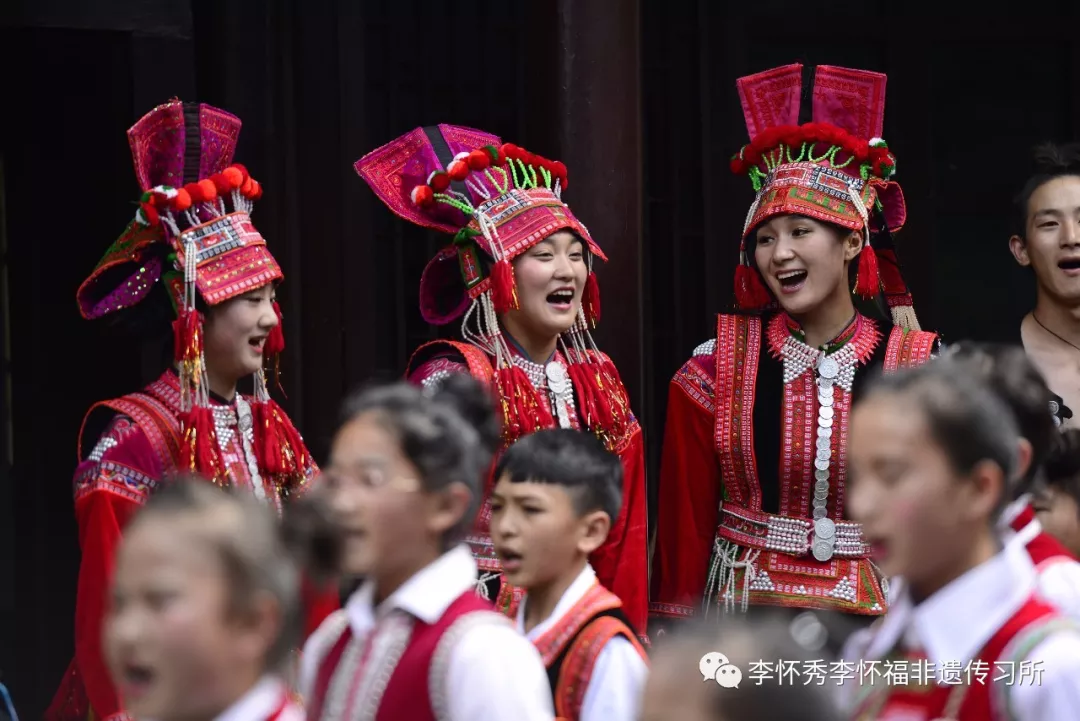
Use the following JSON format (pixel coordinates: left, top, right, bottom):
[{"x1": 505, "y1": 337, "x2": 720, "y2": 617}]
[{"x1": 1010, "y1": 503, "x2": 1036, "y2": 533}]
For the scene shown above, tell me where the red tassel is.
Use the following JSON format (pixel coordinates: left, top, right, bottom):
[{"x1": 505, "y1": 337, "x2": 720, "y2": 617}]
[
  {"x1": 855, "y1": 244, "x2": 881, "y2": 299},
  {"x1": 490, "y1": 260, "x2": 517, "y2": 314},
  {"x1": 262, "y1": 399, "x2": 311, "y2": 483},
  {"x1": 735, "y1": 264, "x2": 772, "y2": 310},
  {"x1": 180, "y1": 406, "x2": 223, "y2": 481},
  {"x1": 493, "y1": 366, "x2": 553, "y2": 443},
  {"x1": 265, "y1": 301, "x2": 286, "y2": 356},
  {"x1": 172, "y1": 309, "x2": 202, "y2": 363},
  {"x1": 583, "y1": 271, "x2": 601, "y2": 327}
]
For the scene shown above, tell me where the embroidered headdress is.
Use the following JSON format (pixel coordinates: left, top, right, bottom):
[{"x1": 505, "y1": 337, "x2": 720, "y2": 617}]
[
  {"x1": 355, "y1": 125, "x2": 629, "y2": 446},
  {"x1": 76, "y1": 99, "x2": 310, "y2": 490},
  {"x1": 731, "y1": 63, "x2": 920, "y2": 330}
]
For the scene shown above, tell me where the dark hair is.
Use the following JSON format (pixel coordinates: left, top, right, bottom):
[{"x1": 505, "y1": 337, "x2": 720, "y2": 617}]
[
  {"x1": 1044, "y1": 428, "x2": 1080, "y2": 509},
  {"x1": 862, "y1": 362, "x2": 1020, "y2": 518},
  {"x1": 944, "y1": 342, "x2": 1057, "y2": 497},
  {"x1": 652, "y1": 612, "x2": 842, "y2": 721},
  {"x1": 338, "y1": 374, "x2": 501, "y2": 541},
  {"x1": 1014, "y1": 142, "x2": 1080, "y2": 237},
  {"x1": 493, "y1": 428, "x2": 623, "y2": 522},
  {"x1": 131, "y1": 479, "x2": 339, "y2": 672}
]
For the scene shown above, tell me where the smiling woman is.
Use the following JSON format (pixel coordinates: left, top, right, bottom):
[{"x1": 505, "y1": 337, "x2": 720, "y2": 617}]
[
  {"x1": 354, "y1": 125, "x2": 649, "y2": 638},
  {"x1": 651, "y1": 63, "x2": 942, "y2": 632},
  {"x1": 48, "y1": 100, "x2": 334, "y2": 721}
]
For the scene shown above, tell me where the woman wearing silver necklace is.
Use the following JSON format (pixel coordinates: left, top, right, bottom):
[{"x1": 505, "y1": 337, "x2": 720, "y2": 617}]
[
  {"x1": 354, "y1": 125, "x2": 649, "y2": 639},
  {"x1": 1009, "y1": 141, "x2": 1080, "y2": 428},
  {"x1": 651, "y1": 63, "x2": 941, "y2": 633}
]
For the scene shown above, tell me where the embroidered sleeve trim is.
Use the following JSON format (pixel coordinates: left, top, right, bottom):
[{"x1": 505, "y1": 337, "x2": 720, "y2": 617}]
[
  {"x1": 74, "y1": 460, "x2": 159, "y2": 504},
  {"x1": 672, "y1": 360, "x2": 717, "y2": 415}
]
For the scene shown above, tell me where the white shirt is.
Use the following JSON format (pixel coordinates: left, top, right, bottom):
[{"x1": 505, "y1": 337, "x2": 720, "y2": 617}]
[
  {"x1": 839, "y1": 541, "x2": 1080, "y2": 721},
  {"x1": 515, "y1": 564, "x2": 648, "y2": 721},
  {"x1": 300, "y1": 544, "x2": 554, "y2": 721},
  {"x1": 1001, "y1": 496, "x2": 1080, "y2": 619},
  {"x1": 207, "y1": 676, "x2": 302, "y2": 721}
]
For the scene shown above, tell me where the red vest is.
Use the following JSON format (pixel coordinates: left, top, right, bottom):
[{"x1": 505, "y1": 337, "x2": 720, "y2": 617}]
[
  {"x1": 850, "y1": 596, "x2": 1066, "y2": 720},
  {"x1": 532, "y1": 582, "x2": 647, "y2": 721},
  {"x1": 307, "y1": 591, "x2": 498, "y2": 721}
]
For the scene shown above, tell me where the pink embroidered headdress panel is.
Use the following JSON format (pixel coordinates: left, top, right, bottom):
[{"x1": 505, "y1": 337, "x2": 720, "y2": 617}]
[
  {"x1": 355, "y1": 124, "x2": 605, "y2": 326},
  {"x1": 730, "y1": 64, "x2": 920, "y2": 330},
  {"x1": 76, "y1": 99, "x2": 309, "y2": 490}
]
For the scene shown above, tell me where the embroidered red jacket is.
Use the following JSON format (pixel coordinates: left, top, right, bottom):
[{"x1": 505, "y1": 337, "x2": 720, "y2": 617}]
[
  {"x1": 407, "y1": 340, "x2": 649, "y2": 636},
  {"x1": 45, "y1": 370, "x2": 333, "y2": 721},
  {"x1": 651, "y1": 313, "x2": 938, "y2": 621}
]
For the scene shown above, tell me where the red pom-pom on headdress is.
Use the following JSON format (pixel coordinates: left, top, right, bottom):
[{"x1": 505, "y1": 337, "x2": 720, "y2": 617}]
[
  {"x1": 430, "y1": 172, "x2": 451, "y2": 192},
  {"x1": 447, "y1": 159, "x2": 470, "y2": 181},
  {"x1": 222, "y1": 166, "x2": 244, "y2": 189},
  {"x1": 198, "y1": 178, "x2": 218, "y2": 201},
  {"x1": 185, "y1": 182, "x2": 205, "y2": 204},
  {"x1": 467, "y1": 149, "x2": 491, "y2": 171},
  {"x1": 411, "y1": 185, "x2": 434, "y2": 207},
  {"x1": 213, "y1": 173, "x2": 233, "y2": 195},
  {"x1": 173, "y1": 188, "x2": 192, "y2": 212}
]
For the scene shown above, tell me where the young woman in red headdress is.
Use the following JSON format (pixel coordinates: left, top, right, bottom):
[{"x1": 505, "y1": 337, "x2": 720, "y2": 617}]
[
  {"x1": 354, "y1": 125, "x2": 648, "y2": 639},
  {"x1": 48, "y1": 100, "x2": 336, "y2": 721},
  {"x1": 650, "y1": 64, "x2": 941, "y2": 633}
]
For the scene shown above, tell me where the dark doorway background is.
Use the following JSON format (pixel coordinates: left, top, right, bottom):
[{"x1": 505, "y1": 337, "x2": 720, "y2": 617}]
[{"x1": 3, "y1": 0, "x2": 1080, "y2": 716}]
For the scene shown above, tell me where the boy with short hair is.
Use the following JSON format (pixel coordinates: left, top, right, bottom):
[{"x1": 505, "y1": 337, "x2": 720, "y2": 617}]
[
  {"x1": 1037, "y1": 428, "x2": 1080, "y2": 558},
  {"x1": 490, "y1": 429, "x2": 648, "y2": 721}
]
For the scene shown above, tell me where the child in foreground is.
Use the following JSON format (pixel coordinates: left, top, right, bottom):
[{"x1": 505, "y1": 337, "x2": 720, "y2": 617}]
[
  {"x1": 946, "y1": 342, "x2": 1080, "y2": 617},
  {"x1": 104, "y1": 480, "x2": 332, "y2": 721},
  {"x1": 842, "y1": 361, "x2": 1080, "y2": 720},
  {"x1": 1037, "y1": 428, "x2": 1080, "y2": 558},
  {"x1": 640, "y1": 612, "x2": 842, "y2": 721},
  {"x1": 490, "y1": 429, "x2": 648, "y2": 721},
  {"x1": 300, "y1": 375, "x2": 554, "y2": 721}
]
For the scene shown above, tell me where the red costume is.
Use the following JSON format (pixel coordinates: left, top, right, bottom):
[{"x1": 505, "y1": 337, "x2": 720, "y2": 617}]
[
  {"x1": 651, "y1": 64, "x2": 939, "y2": 623},
  {"x1": 48, "y1": 100, "x2": 335, "y2": 721},
  {"x1": 354, "y1": 126, "x2": 648, "y2": 636}
]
